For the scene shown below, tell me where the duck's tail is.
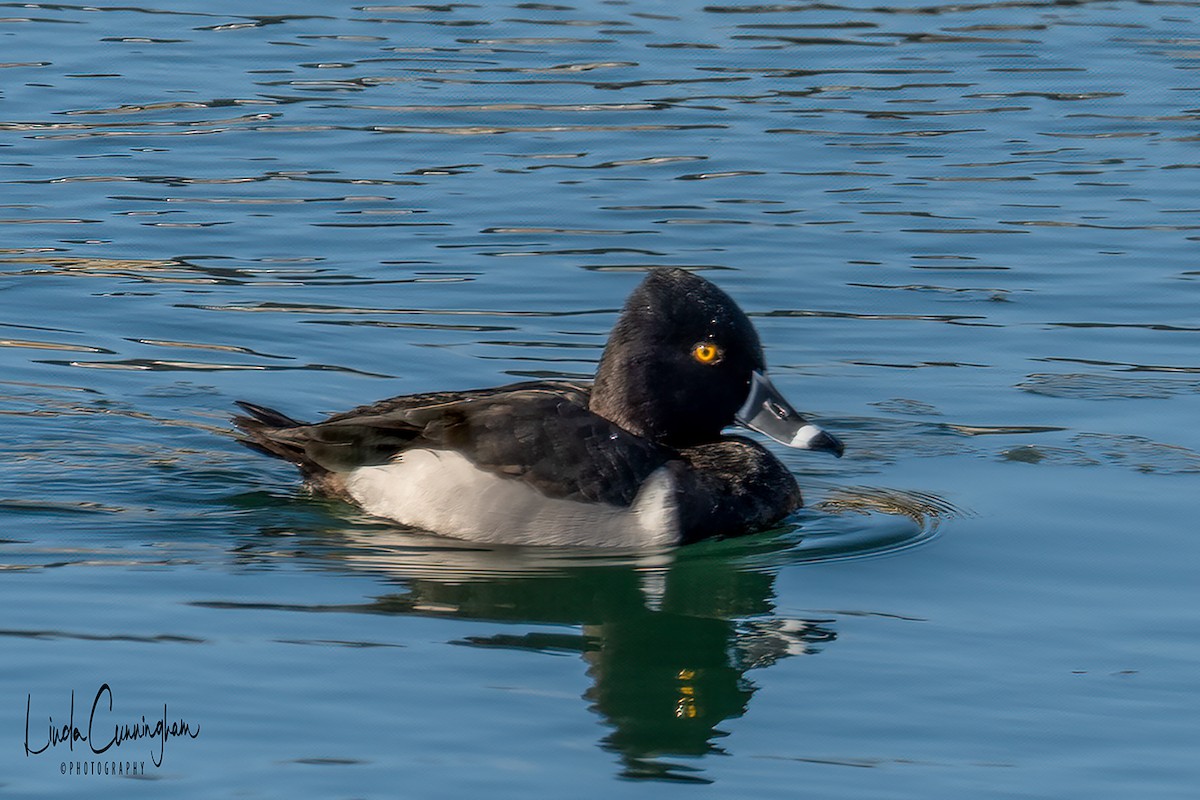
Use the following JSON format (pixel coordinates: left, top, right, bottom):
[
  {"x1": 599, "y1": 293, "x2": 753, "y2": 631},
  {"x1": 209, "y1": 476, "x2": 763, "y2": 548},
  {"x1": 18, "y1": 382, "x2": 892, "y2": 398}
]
[{"x1": 232, "y1": 401, "x2": 312, "y2": 466}]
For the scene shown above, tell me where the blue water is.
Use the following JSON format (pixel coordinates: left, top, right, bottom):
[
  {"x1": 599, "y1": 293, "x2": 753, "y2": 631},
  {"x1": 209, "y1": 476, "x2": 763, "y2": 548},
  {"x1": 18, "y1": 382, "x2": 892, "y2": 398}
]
[{"x1": 3, "y1": 1, "x2": 1199, "y2": 796}]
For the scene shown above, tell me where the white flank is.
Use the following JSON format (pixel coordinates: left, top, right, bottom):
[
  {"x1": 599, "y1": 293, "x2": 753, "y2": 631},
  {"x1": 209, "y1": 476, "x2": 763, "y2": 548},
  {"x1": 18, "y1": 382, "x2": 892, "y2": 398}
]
[{"x1": 343, "y1": 449, "x2": 680, "y2": 548}]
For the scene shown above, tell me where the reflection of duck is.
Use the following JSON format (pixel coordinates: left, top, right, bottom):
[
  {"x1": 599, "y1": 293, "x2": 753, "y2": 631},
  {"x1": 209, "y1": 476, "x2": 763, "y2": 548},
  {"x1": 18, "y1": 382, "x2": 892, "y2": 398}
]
[
  {"x1": 383, "y1": 554, "x2": 834, "y2": 782},
  {"x1": 574, "y1": 561, "x2": 836, "y2": 781},
  {"x1": 217, "y1": 527, "x2": 837, "y2": 782},
  {"x1": 233, "y1": 269, "x2": 843, "y2": 546}
]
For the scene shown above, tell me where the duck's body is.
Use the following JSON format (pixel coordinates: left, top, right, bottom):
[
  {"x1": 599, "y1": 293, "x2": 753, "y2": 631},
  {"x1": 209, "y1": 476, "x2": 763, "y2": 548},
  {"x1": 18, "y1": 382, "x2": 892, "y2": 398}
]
[
  {"x1": 234, "y1": 269, "x2": 842, "y2": 546},
  {"x1": 237, "y1": 380, "x2": 800, "y2": 546}
]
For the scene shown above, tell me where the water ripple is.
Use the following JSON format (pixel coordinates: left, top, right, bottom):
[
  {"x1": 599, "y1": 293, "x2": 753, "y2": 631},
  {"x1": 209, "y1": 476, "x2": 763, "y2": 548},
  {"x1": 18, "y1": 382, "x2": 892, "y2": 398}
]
[{"x1": 2, "y1": 0, "x2": 1198, "y2": 791}]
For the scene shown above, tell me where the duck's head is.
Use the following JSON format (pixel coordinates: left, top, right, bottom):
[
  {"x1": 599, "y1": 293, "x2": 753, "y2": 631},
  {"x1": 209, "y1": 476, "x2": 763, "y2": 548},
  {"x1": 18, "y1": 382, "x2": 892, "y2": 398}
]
[{"x1": 590, "y1": 268, "x2": 844, "y2": 455}]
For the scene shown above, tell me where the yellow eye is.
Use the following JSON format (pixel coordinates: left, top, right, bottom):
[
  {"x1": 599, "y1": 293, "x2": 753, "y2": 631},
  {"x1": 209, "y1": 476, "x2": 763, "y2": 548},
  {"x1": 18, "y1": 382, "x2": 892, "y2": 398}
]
[{"x1": 691, "y1": 342, "x2": 723, "y2": 365}]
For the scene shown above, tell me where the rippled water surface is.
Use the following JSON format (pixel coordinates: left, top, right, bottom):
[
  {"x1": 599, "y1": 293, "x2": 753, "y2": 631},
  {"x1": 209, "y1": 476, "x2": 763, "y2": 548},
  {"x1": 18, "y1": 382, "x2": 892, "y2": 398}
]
[{"x1": 3, "y1": 1, "x2": 1199, "y2": 796}]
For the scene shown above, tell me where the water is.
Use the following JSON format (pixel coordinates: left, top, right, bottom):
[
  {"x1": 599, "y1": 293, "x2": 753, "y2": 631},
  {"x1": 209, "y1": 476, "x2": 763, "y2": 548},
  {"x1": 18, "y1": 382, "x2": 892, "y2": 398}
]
[{"x1": 2, "y1": 1, "x2": 1199, "y2": 796}]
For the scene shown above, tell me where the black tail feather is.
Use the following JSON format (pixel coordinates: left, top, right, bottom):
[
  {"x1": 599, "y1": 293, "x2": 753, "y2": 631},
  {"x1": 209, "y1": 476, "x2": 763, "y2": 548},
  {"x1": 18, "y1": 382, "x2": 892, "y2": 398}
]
[
  {"x1": 233, "y1": 399, "x2": 423, "y2": 475},
  {"x1": 232, "y1": 401, "x2": 314, "y2": 468},
  {"x1": 234, "y1": 400, "x2": 305, "y2": 429}
]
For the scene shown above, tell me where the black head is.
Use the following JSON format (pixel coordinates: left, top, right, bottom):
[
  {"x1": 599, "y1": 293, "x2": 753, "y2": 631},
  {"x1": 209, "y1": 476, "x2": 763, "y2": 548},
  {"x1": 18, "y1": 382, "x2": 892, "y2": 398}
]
[
  {"x1": 590, "y1": 269, "x2": 844, "y2": 456},
  {"x1": 590, "y1": 269, "x2": 766, "y2": 447}
]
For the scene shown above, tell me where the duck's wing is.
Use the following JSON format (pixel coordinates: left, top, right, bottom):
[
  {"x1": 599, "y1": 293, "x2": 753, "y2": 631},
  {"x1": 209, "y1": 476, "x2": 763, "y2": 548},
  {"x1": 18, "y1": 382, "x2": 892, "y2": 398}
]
[
  {"x1": 233, "y1": 380, "x2": 669, "y2": 506},
  {"x1": 322, "y1": 379, "x2": 592, "y2": 423}
]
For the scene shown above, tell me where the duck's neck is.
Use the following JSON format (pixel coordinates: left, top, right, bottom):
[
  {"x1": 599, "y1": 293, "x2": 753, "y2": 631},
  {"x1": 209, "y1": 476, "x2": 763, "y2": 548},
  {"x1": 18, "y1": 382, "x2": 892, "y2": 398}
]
[
  {"x1": 590, "y1": 345, "x2": 726, "y2": 448},
  {"x1": 589, "y1": 340, "x2": 663, "y2": 440}
]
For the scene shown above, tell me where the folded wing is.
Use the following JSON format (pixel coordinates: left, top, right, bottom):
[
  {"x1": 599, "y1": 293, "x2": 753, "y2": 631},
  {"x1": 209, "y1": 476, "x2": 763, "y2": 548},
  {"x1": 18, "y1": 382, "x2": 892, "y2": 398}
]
[{"x1": 233, "y1": 380, "x2": 671, "y2": 507}]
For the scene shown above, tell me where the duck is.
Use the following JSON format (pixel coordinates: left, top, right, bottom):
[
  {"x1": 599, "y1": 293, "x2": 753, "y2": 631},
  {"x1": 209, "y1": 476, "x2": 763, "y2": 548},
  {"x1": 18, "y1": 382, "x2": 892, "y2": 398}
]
[{"x1": 233, "y1": 268, "x2": 843, "y2": 547}]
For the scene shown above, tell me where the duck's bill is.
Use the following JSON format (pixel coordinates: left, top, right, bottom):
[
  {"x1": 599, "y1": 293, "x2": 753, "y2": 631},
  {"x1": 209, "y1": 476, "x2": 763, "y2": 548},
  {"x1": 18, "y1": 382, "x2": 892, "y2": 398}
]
[{"x1": 735, "y1": 371, "x2": 844, "y2": 457}]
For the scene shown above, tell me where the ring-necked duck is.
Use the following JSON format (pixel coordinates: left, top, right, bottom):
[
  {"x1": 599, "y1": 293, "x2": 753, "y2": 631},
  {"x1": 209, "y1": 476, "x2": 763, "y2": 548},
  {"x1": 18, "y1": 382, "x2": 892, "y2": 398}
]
[{"x1": 234, "y1": 268, "x2": 843, "y2": 547}]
